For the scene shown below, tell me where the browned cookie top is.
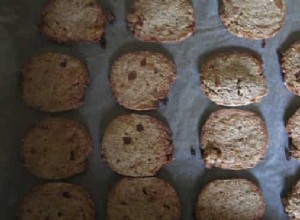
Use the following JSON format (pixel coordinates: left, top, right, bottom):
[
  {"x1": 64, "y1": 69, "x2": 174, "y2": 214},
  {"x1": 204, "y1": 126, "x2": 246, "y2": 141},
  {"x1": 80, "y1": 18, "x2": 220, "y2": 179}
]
[
  {"x1": 283, "y1": 179, "x2": 300, "y2": 220},
  {"x1": 286, "y1": 107, "x2": 300, "y2": 162},
  {"x1": 127, "y1": 0, "x2": 195, "y2": 42},
  {"x1": 220, "y1": 0, "x2": 286, "y2": 39},
  {"x1": 41, "y1": 0, "x2": 105, "y2": 43},
  {"x1": 200, "y1": 51, "x2": 268, "y2": 106},
  {"x1": 282, "y1": 41, "x2": 300, "y2": 96},
  {"x1": 196, "y1": 179, "x2": 265, "y2": 220},
  {"x1": 107, "y1": 177, "x2": 180, "y2": 220},
  {"x1": 22, "y1": 52, "x2": 89, "y2": 112},
  {"x1": 200, "y1": 109, "x2": 268, "y2": 170},
  {"x1": 21, "y1": 117, "x2": 92, "y2": 179},
  {"x1": 110, "y1": 51, "x2": 176, "y2": 110},
  {"x1": 18, "y1": 183, "x2": 95, "y2": 220},
  {"x1": 102, "y1": 114, "x2": 173, "y2": 177}
]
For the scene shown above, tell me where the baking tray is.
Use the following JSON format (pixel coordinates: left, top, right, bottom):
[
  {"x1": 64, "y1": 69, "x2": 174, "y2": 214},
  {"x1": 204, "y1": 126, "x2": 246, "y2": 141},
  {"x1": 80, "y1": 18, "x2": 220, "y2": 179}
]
[{"x1": 1, "y1": 0, "x2": 300, "y2": 219}]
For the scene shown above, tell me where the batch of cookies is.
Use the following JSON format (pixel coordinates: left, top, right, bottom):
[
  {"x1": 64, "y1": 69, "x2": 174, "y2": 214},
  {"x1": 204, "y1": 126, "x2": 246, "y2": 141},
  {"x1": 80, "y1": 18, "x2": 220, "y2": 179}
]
[{"x1": 16, "y1": 0, "x2": 300, "y2": 220}]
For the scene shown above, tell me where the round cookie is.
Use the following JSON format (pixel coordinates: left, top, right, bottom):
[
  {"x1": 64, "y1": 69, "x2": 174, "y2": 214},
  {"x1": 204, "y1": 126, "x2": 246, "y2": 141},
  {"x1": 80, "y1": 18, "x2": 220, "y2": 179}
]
[
  {"x1": 286, "y1": 108, "x2": 300, "y2": 161},
  {"x1": 107, "y1": 177, "x2": 180, "y2": 220},
  {"x1": 41, "y1": 0, "x2": 105, "y2": 43},
  {"x1": 283, "y1": 179, "x2": 300, "y2": 220},
  {"x1": 282, "y1": 41, "x2": 300, "y2": 96},
  {"x1": 110, "y1": 51, "x2": 176, "y2": 110},
  {"x1": 101, "y1": 114, "x2": 173, "y2": 177},
  {"x1": 200, "y1": 51, "x2": 268, "y2": 106},
  {"x1": 200, "y1": 109, "x2": 268, "y2": 170},
  {"x1": 196, "y1": 179, "x2": 265, "y2": 220},
  {"x1": 127, "y1": 0, "x2": 195, "y2": 42},
  {"x1": 22, "y1": 52, "x2": 89, "y2": 112},
  {"x1": 220, "y1": 0, "x2": 286, "y2": 39},
  {"x1": 18, "y1": 183, "x2": 95, "y2": 220},
  {"x1": 21, "y1": 117, "x2": 92, "y2": 179}
]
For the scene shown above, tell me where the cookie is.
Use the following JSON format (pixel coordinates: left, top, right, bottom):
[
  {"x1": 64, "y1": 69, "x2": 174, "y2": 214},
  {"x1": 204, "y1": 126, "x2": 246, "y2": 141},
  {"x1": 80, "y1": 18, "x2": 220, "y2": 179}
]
[
  {"x1": 18, "y1": 183, "x2": 95, "y2": 220},
  {"x1": 220, "y1": 0, "x2": 286, "y2": 39},
  {"x1": 283, "y1": 179, "x2": 300, "y2": 220},
  {"x1": 21, "y1": 117, "x2": 92, "y2": 179},
  {"x1": 286, "y1": 107, "x2": 300, "y2": 161},
  {"x1": 200, "y1": 51, "x2": 268, "y2": 106},
  {"x1": 22, "y1": 52, "x2": 89, "y2": 112},
  {"x1": 107, "y1": 177, "x2": 180, "y2": 220},
  {"x1": 41, "y1": 0, "x2": 105, "y2": 43},
  {"x1": 127, "y1": 0, "x2": 195, "y2": 42},
  {"x1": 196, "y1": 179, "x2": 265, "y2": 220},
  {"x1": 200, "y1": 109, "x2": 268, "y2": 170},
  {"x1": 110, "y1": 51, "x2": 176, "y2": 110},
  {"x1": 101, "y1": 114, "x2": 173, "y2": 177},
  {"x1": 281, "y1": 41, "x2": 300, "y2": 96}
]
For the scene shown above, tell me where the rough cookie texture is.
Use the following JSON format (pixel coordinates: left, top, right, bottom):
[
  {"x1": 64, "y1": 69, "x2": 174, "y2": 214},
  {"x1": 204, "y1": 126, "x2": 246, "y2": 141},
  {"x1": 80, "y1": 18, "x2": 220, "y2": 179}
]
[
  {"x1": 102, "y1": 114, "x2": 173, "y2": 177},
  {"x1": 107, "y1": 177, "x2": 180, "y2": 220},
  {"x1": 110, "y1": 51, "x2": 176, "y2": 110},
  {"x1": 196, "y1": 179, "x2": 265, "y2": 220},
  {"x1": 22, "y1": 52, "x2": 89, "y2": 112},
  {"x1": 18, "y1": 183, "x2": 95, "y2": 220},
  {"x1": 282, "y1": 42, "x2": 300, "y2": 96},
  {"x1": 283, "y1": 179, "x2": 300, "y2": 220},
  {"x1": 200, "y1": 109, "x2": 268, "y2": 170},
  {"x1": 220, "y1": 0, "x2": 286, "y2": 39},
  {"x1": 286, "y1": 108, "x2": 300, "y2": 161},
  {"x1": 200, "y1": 51, "x2": 268, "y2": 106},
  {"x1": 127, "y1": 0, "x2": 195, "y2": 42},
  {"x1": 41, "y1": 0, "x2": 105, "y2": 42},
  {"x1": 21, "y1": 117, "x2": 92, "y2": 179}
]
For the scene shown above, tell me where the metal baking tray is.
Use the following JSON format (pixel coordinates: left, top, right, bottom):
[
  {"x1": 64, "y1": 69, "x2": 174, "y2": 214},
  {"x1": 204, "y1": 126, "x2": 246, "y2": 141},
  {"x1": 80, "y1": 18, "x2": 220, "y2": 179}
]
[{"x1": 1, "y1": 0, "x2": 300, "y2": 219}]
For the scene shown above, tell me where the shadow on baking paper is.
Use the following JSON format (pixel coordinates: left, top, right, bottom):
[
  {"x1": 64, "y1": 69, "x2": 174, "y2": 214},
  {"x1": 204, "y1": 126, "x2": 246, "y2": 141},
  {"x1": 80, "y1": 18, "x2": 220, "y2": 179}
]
[
  {"x1": 283, "y1": 96, "x2": 300, "y2": 123},
  {"x1": 281, "y1": 166, "x2": 300, "y2": 201}
]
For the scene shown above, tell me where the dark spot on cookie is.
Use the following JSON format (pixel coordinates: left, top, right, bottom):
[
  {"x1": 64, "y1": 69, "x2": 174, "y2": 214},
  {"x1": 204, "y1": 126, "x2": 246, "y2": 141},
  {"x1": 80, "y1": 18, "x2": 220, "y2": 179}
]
[
  {"x1": 128, "y1": 71, "x2": 137, "y2": 80},
  {"x1": 154, "y1": 68, "x2": 158, "y2": 74},
  {"x1": 100, "y1": 37, "x2": 107, "y2": 48},
  {"x1": 140, "y1": 58, "x2": 147, "y2": 66},
  {"x1": 60, "y1": 59, "x2": 67, "y2": 67},
  {"x1": 120, "y1": 201, "x2": 128, "y2": 205},
  {"x1": 295, "y1": 71, "x2": 300, "y2": 81},
  {"x1": 261, "y1": 39, "x2": 266, "y2": 48},
  {"x1": 69, "y1": 151, "x2": 75, "y2": 161},
  {"x1": 123, "y1": 137, "x2": 132, "y2": 144},
  {"x1": 86, "y1": 2, "x2": 95, "y2": 7},
  {"x1": 57, "y1": 211, "x2": 63, "y2": 217},
  {"x1": 104, "y1": 11, "x2": 116, "y2": 24},
  {"x1": 44, "y1": 216, "x2": 50, "y2": 220},
  {"x1": 163, "y1": 203, "x2": 170, "y2": 209},
  {"x1": 62, "y1": 192, "x2": 71, "y2": 198},
  {"x1": 136, "y1": 124, "x2": 144, "y2": 131},
  {"x1": 123, "y1": 216, "x2": 130, "y2": 220},
  {"x1": 190, "y1": 145, "x2": 196, "y2": 156},
  {"x1": 142, "y1": 188, "x2": 148, "y2": 195},
  {"x1": 30, "y1": 148, "x2": 36, "y2": 154}
]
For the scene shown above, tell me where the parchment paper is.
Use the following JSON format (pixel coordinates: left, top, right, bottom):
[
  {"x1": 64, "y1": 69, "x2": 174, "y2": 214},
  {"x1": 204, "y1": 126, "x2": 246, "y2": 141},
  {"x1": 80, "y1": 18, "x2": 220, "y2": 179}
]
[{"x1": 1, "y1": 0, "x2": 300, "y2": 219}]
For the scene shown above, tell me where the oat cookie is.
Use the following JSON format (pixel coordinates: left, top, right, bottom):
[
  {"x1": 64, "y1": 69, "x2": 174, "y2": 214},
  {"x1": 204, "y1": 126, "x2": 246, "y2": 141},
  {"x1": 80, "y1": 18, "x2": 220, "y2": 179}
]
[
  {"x1": 127, "y1": 0, "x2": 195, "y2": 42},
  {"x1": 220, "y1": 0, "x2": 286, "y2": 39},
  {"x1": 102, "y1": 114, "x2": 173, "y2": 177},
  {"x1": 41, "y1": 0, "x2": 105, "y2": 42},
  {"x1": 18, "y1": 183, "x2": 95, "y2": 220},
  {"x1": 107, "y1": 177, "x2": 180, "y2": 220},
  {"x1": 22, "y1": 52, "x2": 89, "y2": 112},
  {"x1": 21, "y1": 117, "x2": 92, "y2": 179},
  {"x1": 200, "y1": 109, "x2": 268, "y2": 170},
  {"x1": 110, "y1": 51, "x2": 176, "y2": 110},
  {"x1": 200, "y1": 51, "x2": 268, "y2": 106},
  {"x1": 196, "y1": 179, "x2": 265, "y2": 220}
]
